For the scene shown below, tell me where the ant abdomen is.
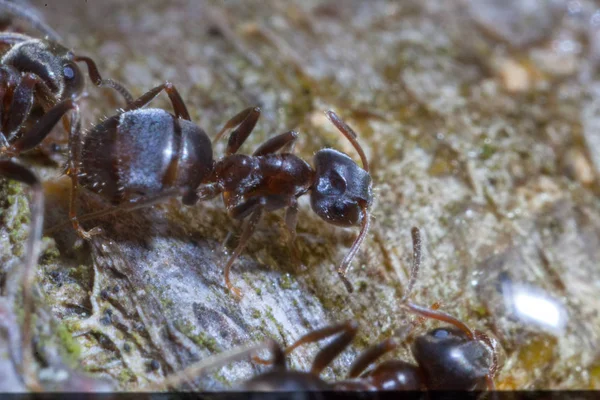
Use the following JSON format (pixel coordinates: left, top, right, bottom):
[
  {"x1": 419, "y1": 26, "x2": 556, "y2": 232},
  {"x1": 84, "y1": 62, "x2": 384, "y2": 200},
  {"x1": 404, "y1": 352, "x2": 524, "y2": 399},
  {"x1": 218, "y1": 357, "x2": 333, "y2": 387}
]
[{"x1": 80, "y1": 108, "x2": 213, "y2": 205}]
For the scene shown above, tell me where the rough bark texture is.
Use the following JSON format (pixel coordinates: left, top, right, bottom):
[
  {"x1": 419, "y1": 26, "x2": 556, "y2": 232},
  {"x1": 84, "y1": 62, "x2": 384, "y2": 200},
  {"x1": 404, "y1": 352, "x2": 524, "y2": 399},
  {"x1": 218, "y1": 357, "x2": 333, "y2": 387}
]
[{"x1": 1, "y1": 0, "x2": 600, "y2": 390}]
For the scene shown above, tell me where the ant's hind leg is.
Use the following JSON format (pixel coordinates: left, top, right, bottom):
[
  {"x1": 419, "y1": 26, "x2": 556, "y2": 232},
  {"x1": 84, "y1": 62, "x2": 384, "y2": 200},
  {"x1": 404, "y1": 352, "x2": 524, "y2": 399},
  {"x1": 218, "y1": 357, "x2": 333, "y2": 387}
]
[
  {"x1": 0, "y1": 160, "x2": 44, "y2": 390},
  {"x1": 121, "y1": 81, "x2": 191, "y2": 120}
]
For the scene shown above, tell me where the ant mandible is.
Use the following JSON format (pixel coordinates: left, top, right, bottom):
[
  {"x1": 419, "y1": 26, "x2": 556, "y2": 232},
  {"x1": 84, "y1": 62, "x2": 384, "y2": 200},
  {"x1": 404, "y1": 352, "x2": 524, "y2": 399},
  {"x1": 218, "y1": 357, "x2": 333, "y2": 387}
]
[
  {"x1": 0, "y1": 0, "x2": 131, "y2": 389},
  {"x1": 63, "y1": 81, "x2": 373, "y2": 298},
  {"x1": 147, "y1": 228, "x2": 499, "y2": 392}
]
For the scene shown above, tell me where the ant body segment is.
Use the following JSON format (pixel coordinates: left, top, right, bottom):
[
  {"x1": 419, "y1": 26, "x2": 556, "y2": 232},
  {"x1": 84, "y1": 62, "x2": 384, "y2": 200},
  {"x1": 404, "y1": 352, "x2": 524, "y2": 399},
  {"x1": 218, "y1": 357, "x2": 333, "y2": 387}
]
[
  {"x1": 151, "y1": 228, "x2": 499, "y2": 392},
  {"x1": 64, "y1": 82, "x2": 373, "y2": 297},
  {"x1": 0, "y1": 0, "x2": 131, "y2": 389}
]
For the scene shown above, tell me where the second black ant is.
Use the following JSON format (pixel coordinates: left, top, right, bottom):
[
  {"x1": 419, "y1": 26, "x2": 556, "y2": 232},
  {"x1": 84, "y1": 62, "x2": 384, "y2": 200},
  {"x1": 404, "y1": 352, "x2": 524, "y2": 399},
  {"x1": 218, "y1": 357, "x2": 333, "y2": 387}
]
[{"x1": 59, "y1": 81, "x2": 373, "y2": 298}]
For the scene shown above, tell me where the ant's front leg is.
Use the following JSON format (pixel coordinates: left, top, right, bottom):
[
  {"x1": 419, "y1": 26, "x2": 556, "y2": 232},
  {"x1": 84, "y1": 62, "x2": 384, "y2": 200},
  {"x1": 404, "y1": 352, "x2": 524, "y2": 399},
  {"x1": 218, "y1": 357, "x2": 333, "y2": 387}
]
[
  {"x1": 4, "y1": 73, "x2": 55, "y2": 150},
  {"x1": 253, "y1": 320, "x2": 359, "y2": 375}
]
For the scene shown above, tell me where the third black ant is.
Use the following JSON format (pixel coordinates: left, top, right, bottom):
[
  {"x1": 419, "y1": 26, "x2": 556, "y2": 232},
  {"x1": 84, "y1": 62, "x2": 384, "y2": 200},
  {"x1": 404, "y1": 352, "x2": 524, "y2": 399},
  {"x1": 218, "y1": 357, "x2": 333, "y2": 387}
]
[{"x1": 58, "y1": 81, "x2": 373, "y2": 298}]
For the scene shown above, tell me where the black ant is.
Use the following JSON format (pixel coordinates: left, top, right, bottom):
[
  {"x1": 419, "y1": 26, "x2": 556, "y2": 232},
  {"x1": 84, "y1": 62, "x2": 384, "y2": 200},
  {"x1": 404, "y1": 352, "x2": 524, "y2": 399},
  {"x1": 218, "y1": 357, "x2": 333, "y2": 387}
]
[
  {"x1": 59, "y1": 81, "x2": 373, "y2": 298},
  {"x1": 148, "y1": 228, "x2": 499, "y2": 392},
  {"x1": 0, "y1": 0, "x2": 131, "y2": 389}
]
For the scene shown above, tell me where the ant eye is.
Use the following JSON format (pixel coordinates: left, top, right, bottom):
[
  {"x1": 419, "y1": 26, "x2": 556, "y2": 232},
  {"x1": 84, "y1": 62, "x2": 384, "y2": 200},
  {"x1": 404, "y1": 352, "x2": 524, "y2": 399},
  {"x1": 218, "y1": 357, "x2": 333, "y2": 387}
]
[
  {"x1": 432, "y1": 329, "x2": 450, "y2": 338},
  {"x1": 63, "y1": 65, "x2": 75, "y2": 80}
]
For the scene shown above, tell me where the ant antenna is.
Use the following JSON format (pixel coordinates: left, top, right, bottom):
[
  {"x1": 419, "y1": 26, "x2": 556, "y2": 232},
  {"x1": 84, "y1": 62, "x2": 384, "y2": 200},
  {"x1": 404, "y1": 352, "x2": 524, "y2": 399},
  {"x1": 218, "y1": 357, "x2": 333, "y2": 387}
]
[
  {"x1": 324, "y1": 110, "x2": 370, "y2": 172},
  {"x1": 0, "y1": 0, "x2": 62, "y2": 42},
  {"x1": 402, "y1": 302, "x2": 475, "y2": 340},
  {"x1": 401, "y1": 227, "x2": 422, "y2": 303},
  {"x1": 337, "y1": 201, "x2": 370, "y2": 293},
  {"x1": 74, "y1": 56, "x2": 134, "y2": 104}
]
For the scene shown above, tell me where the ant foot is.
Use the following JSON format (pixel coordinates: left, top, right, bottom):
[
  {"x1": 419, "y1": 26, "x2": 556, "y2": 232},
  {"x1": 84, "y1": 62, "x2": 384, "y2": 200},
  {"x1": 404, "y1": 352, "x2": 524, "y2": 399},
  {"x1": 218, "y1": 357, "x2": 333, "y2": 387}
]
[
  {"x1": 226, "y1": 281, "x2": 243, "y2": 300},
  {"x1": 76, "y1": 225, "x2": 102, "y2": 240}
]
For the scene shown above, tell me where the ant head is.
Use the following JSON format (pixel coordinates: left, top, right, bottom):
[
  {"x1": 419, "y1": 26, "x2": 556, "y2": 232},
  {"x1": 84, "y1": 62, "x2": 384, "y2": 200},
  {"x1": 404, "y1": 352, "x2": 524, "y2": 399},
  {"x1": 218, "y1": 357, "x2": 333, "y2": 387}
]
[
  {"x1": 1, "y1": 39, "x2": 85, "y2": 101},
  {"x1": 310, "y1": 111, "x2": 372, "y2": 227},
  {"x1": 411, "y1": 327, "x2": 493, "y2": 390}
]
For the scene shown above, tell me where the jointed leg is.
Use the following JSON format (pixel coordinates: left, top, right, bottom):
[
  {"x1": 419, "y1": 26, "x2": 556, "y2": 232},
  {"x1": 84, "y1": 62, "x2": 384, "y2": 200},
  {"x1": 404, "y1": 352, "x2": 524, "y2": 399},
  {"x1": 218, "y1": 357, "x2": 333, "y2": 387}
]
[
  {"x1": 0, "y1": 160, "x2": 44, "y2": 391},
  {"x1": 5, "y1": 73, "x2": 54, "y2": 140},
  {"x1": 66, "y1": 105, "x2": 102, "y2": 240},
  {"x1": 336, "y1": 201, "x2": 370, "y2": 294},
  {"x1": 45, "y1": 187, "x2": 188, "y2": 237},
  {"x1": 253, "y1": 320, "x2": 359, "y2": 375},
  {"x1": 253, "y1": 130, "x2": 299, "y2": 156},
  {"x1": 401, "y1": 227, "x2": 422, "y2": 303},
  {"x1": 284, "y1": 197, "x2": 301, "y2": 265},
  {"x1": 7, "y1": 98, "x2": 77, "y2": 155},
  {"x1": 346, "y1": 337, "x2": 399, "y2": 378},
  {"x1": 213, "y1": 107, "x2": 261, "y2": 155},
  {"x1": 120, "y1": 81, "x2": 191, "y2": 120},
  {"x1": 74, "y1": 56, "x2": 134, "y2": 105},
  {"x1": 224, "y1": 198, "x2": 266, "y2": 298}
]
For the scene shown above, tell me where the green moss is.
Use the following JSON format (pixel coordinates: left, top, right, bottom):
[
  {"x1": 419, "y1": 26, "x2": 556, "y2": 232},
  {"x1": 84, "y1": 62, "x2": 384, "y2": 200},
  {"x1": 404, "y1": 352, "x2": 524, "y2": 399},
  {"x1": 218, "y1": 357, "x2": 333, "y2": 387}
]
[
  {"x1": 192, "y1": 332, "x2": 219, "y2": 353},
  {"x1": 255, "y1": 287, "x2": 262, "y2": 296},
  {"x1": 480, "y1": 143, "x2": 497, "y2": 160},
  {"x1": 117, "y1": 368, "x2": 136, "y2": 384},
  {"x1": 56, "y1": 322, "x2": 82, "y2": 363},
  {"x1": 279, "y1": 273, "x2": 293, "y2": 289},
  {"x1": 251, "y1": 308, "x2": 262, "y2": 319}
]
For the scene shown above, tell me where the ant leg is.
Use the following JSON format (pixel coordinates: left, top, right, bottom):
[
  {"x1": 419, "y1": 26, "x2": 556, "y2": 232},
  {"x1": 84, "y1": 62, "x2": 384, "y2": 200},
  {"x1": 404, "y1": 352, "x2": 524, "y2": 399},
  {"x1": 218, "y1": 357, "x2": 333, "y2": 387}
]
[
  {"x1": 284, "y1": 197, "x2": 302, "y2": 265},
  {"x1": 7, "y1": 98, "x2": 76, "y2": 155},
  {"x1": 253, "y1": 321, "x2": 359, "y2": 375},
  {"x1": 4, "y1": 73, "x2": 54, "y2": 143},
  {"x1": 0, "y1": 160, "x2": 44, "y2": 391},
  {"x1": 253, "y1": 130, "x2": 299, "y2": 156},
  {"x1": 213, "y1": 107, "x2": 261, "y2": 155},
  {"x1": 401, "y1": 227, "x2": 422, "y2": 303},
  {"x1": 224, "y1": 198, "x2": 266, "y2": 298},
  {"x1": 120, "y1": 81, "x2": 190, "y2": 120},
  {"x1": 74, "y1": 56, "x2": 134, "y2": 104},
  {"x1": 148, "y1": 339, "x2": 282, "y2": 391},
  {"x1": 195, "y1": 182, "x2": 222, "y2": 201},
  {"x1": 336, "y1": 202, "x2": 371, "y2": 294},
  {"x1": 65, "y1": 105, "x2": 102, "y2": 240},
  {"x1": 0, "y1": 0, "x2": 61, "y2": 42},
  {"x1": 45, "y1": 187, "x2": 187, "y2": 236},
  {"x1": 473, "y1": 331, "x2": 499, "y2": 390},
  {"x1": 346, "y1": 338, "x2": 399, "y2": 378}
]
